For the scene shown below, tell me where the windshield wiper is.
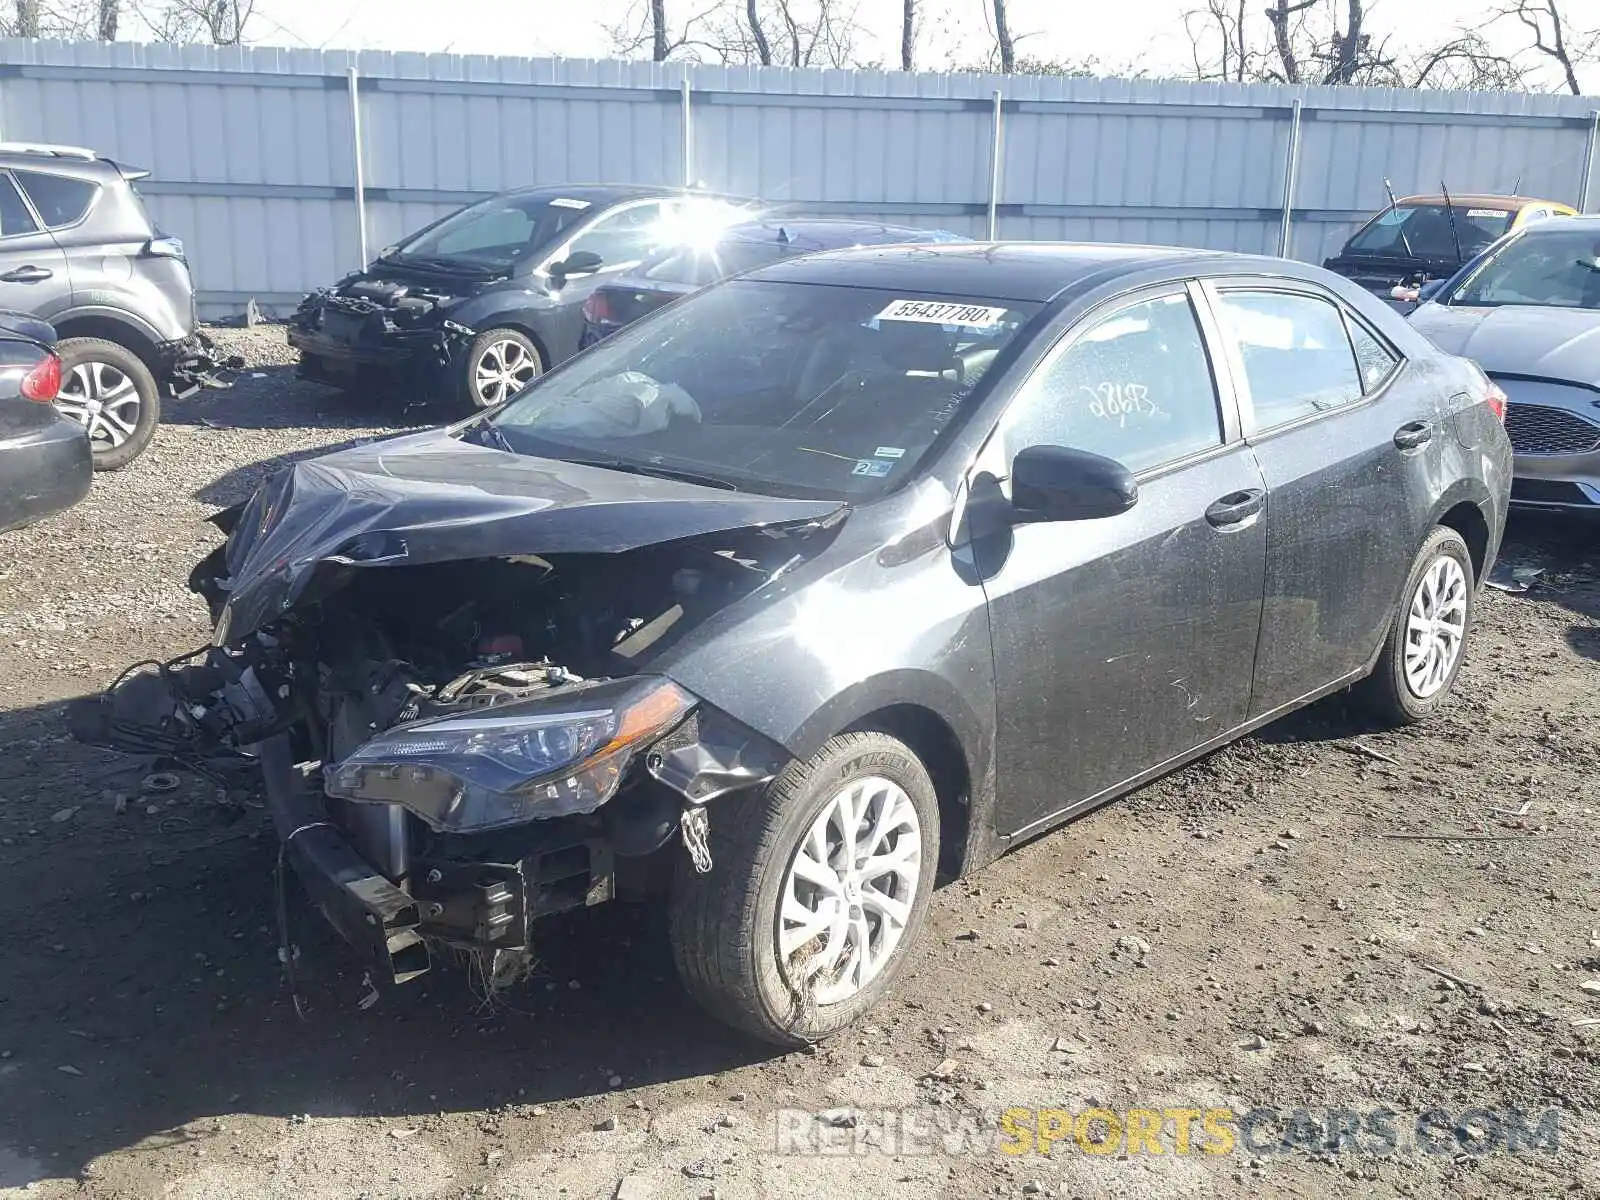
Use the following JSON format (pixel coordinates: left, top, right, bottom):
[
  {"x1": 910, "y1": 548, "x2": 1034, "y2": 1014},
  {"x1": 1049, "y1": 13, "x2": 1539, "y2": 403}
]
[
  {"x1": 388, "y1": 253, "x2": 499, "y2": 276},
  {"x1": 568, "y1": 456, "x2": 741, "y2": 491}
]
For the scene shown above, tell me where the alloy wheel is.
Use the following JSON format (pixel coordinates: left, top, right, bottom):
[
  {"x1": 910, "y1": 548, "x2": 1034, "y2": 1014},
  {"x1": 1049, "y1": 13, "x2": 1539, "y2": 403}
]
[
  {"x1": 55, "y1": 360, "x2": 142, "y2": 451},
  {"x1": 776, "y1": 776, "x2": 922, "y2": 1006},
  {"x1": 1403, "y1": 554, "x2": 1468, "y2": 699},
  {"x1": 472, "y1": 339, "x2": 538, "y2": 406}
]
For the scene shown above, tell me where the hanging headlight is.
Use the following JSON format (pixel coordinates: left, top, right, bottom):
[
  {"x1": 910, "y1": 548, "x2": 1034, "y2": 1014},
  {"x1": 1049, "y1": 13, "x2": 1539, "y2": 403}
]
[{"x1": 325, "y1": 676, "x2": 695, "y2": 832}]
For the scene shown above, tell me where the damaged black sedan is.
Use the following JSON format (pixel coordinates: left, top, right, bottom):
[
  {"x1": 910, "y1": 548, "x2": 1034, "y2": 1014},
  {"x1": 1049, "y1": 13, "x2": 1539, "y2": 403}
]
[
  {"x1": 79, "y1": 243, "x2": 1510, "y2": 1045},
  {"x1": 287, "y1": 185, "x2": 751, "y2": 408}
]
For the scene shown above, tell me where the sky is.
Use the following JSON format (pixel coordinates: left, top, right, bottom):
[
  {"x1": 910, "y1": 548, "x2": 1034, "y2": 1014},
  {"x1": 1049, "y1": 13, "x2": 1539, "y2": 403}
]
[{"x1": 123, "y1": 0, "x2": 1598, "y2": 93}]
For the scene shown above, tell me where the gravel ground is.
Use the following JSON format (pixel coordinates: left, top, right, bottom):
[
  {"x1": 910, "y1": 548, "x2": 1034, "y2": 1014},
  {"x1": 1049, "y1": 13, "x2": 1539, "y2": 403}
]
[{"x1": 0, "y1": 326, "x2": 1598, "y2": 1200}]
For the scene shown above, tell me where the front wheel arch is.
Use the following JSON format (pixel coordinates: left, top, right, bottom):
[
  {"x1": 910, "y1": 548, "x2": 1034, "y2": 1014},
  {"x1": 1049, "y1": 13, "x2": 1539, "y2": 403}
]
[{"x1": 457, "y1": 326, "x2": 546, "y2": 410}]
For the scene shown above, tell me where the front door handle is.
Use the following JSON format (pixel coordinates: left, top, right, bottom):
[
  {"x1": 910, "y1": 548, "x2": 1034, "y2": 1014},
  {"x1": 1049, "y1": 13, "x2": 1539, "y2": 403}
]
[
  {"x1": 0, "y1": 265, "x2": 52, "y2": 283},
  {"x1": 1205, "y1": 488, "x2": 1265, "y2": 528},
  {"x1": 1393, "y1": 420, "x2": 1435, "y2": 450}
]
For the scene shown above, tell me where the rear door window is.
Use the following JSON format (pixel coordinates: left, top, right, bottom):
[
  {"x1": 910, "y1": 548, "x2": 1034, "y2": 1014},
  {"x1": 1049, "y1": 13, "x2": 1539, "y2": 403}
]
[
  {"x1": 13, "y1": 170, "x2": 97, "y2": 228},
  {"x1": 1213, "y1": 290, "x2": 1364, "y2": 430},
  {"x1": 0, "y1": 175, "x2": 39, "y2": 236},
  {"x1": 1003, "y1": 291, "x2": 1224, "y2": 473}
]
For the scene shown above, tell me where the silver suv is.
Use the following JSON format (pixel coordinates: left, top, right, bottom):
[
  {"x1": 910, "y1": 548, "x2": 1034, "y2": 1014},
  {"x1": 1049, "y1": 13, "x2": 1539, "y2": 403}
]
[{"x1": 0, "y1": 143, "x2": 230, "y2": 468}]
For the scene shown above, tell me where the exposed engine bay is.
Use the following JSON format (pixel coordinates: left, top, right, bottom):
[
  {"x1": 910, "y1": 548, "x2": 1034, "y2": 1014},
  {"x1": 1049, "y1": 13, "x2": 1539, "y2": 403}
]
[
  {"x1": 288, "y1": 267, "x2": 485, "y2": 393},
  {"x1": 73, "y1": 529, "x2": 805, "y2": 992}
]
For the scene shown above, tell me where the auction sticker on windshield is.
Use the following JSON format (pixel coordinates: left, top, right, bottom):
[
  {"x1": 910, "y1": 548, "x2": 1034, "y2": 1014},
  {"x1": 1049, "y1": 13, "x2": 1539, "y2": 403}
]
[
  {"x1": 550, "y1": 197, "x2": 592, "y2": 210},
  {"x1": 877, "y1": 299, "x2": 1009, "y2": 327}
]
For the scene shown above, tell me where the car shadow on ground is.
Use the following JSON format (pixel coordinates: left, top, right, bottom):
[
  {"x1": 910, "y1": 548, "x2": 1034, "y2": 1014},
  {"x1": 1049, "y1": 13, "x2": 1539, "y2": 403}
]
[
  {"x1": 0, "y1": 698, "x2": 773, "y2": 1186},
  {"x1": 164, "y1": 364, "x2": 454, "y2": 435}
]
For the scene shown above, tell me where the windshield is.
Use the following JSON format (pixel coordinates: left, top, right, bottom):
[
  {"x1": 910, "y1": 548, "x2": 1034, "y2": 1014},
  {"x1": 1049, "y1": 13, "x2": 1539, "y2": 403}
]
[
  {"x1": 1446, "y1": 228, "x2": 1600, "y2": 309},
  {"x1": 394, "y1": 195, "x2": 593, "y2": 268},
  {"x1": 488, "y1": 280, "x2": 1040, "y2": 499},
  {"x1": 1346, "y1": 203, "x2": 1512, "y2": 260},
  {"x1": 642, "y1": 240, "x2": 796, "y2": 288}
]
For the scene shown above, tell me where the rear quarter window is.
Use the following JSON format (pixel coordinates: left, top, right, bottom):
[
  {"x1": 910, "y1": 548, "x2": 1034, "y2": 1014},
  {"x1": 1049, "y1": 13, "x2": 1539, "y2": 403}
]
[{"x1": 13, "y1": 170, "x2": 98, "y2": 228}]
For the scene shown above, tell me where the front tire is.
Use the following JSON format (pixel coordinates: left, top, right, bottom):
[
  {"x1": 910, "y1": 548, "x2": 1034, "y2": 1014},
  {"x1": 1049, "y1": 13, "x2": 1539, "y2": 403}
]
[
  {"x1": 1356, "y1": 526, "x2": 1474, "y2": 725},
  {"x1": 54, "y1": 337, "x2": 161, "y2": 471},
  {"x1": 668, "y1": 732, "x2": 940, "y2": 1046},
  {"x1": 461, "y1": 328, "x2": 542, "y2": 410}
]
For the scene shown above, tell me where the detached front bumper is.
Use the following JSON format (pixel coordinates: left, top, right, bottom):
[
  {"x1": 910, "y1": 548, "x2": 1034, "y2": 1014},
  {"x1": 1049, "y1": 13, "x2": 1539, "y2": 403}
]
[{"x1": 163, "y1": 330, "x2": 242, "y2": 400}]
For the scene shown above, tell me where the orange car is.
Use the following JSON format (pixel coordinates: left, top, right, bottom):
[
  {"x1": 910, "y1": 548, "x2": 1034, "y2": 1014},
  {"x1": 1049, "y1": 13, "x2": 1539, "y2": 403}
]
[{"x1": 1324, "y1": 193, "x2": 1577, "y2": 303}]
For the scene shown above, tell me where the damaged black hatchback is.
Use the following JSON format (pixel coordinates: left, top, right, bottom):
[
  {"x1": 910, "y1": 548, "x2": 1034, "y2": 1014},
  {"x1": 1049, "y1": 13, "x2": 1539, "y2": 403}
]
[{"x1": 79, "y1": 243, "x2": 1511, "y2": 1045}]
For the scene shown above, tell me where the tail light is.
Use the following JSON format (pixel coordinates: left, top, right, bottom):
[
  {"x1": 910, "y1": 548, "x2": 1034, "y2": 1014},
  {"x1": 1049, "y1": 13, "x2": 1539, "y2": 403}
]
[
  {"x1": 581, "y1": 290, "x2": 615, "y2": 325},
  {"x1": 20, "y1": 352, "x2": 61, "y2": 402}
]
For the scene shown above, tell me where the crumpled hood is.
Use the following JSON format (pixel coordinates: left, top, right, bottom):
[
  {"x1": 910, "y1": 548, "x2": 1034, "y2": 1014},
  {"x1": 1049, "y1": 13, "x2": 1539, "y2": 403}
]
[
  {"x1": 1409, "y1": 303, "x2": 1600, "y2": 384},
  {"x1": 212, "y1": 427, "x2": 844, "y2": 643}
]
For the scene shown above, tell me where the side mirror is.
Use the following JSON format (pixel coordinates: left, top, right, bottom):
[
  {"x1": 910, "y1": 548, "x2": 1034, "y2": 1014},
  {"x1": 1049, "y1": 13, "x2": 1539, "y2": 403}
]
[
  {"x1": 1417, "y1": 278, "x2": 1447, "y2": 302},
  {"x1": 549, "y1": 250, "x2": 603, "y2": 284},
  {"x1": 1011, "y1": 445, "x2": 1138, "y2": 522}
]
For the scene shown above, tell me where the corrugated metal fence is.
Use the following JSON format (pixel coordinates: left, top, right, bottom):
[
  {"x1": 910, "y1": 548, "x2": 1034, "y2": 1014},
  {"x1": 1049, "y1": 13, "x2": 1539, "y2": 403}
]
[{"x1": 1, "y1": 39, "x2": 1596, "y2": 317}]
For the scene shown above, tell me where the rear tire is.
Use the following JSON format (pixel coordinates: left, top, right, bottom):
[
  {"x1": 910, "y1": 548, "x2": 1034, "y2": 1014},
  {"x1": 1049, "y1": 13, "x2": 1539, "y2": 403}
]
[
  {"x1": 668, "y1": 732, "x2": 940, "y2": 1046},
  {"x1": 461, "y1": 328, "x2": 542, "y2": 410},
  {"x1": 1355, "y1": 526, "x2": 1474, "y2": 725},
  {"x1": 54, "y1": 337, "x2": 161, "y2": 471}
]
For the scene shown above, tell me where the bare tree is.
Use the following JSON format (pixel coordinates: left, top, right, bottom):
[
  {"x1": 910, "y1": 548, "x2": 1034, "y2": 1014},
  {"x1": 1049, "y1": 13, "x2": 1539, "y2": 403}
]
[
  {"x1": 607, "y1": 0, "x2": 738, "y2": 64},
  {"x1": 1499, "y1": 0, "x2": 1595, "y2": 94},
  {"x1": 141, "y1": 0, "x2": 254, "y2": 44},
  {"x1": 901, "y1": 0, "x2": 914, "y2": 71},
  {"x1": 97, "y1": 0, "x2": 117, "y2": 39},
  {"x1": 651, "y1": 0, "x2": 668, "y2": 60},
  {"x1": 745, "y1": 0, "x2": 771, "y2": 64},
  {"x1": 1325, "y1": 0, "x2": 1365, "y2": 84},
  {"x1": 15, "y1": 0, "x2": 40, "y2": 36},
  {"x1": 1184, "y1": 0, "x2": 1520, "y2": 90},
  {"x1": 991, "y1": 0, "x2": 1015, "y2": 73},
  {"x1": 1184, "y1": 0, "x2": 1255, "y2": 81},
  {"x1": 1404, "y1": 33, "x2": 1526, "y2": 90},
  {"x1": 1263, "y1": 0, "x2": 1316, "y2": 83}
]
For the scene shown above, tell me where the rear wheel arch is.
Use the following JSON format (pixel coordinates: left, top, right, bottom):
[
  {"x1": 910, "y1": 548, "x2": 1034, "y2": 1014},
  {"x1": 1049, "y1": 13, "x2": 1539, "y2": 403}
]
[
  {"x1": 1436, "y1": 499, "x2": 1490, "y2": 585},
  {"x1": 52, "y1": 312, "x2": 164, "y2": 380}
]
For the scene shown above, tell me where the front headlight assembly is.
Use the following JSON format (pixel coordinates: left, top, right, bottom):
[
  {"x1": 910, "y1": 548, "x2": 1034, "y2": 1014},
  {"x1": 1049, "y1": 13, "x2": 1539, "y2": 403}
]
[{"x1": 325, "y1": 676, "x2": 696, "y2": 832}]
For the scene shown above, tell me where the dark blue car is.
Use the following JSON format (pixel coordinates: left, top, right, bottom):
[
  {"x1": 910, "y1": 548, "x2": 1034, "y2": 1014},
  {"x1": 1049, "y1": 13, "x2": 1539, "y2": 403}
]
[{"x1": 578, "y1": 218, "x2": 967, "y2": 349}]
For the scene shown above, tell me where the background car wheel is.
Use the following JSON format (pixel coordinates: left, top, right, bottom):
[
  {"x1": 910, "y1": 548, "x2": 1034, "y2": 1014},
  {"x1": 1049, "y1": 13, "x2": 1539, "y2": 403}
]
[
  {"x1": 668, "y1": 731, "x2": 940, "y2": 1046},
  {"x1": 54, "y1": 337, "x2": 161, "y2": 471},
  {"x1": 1356, "y1": 525, "x2": 1474, "y2": 725},
  {"x1": 462, "y1": 328, "x2": 542, "y2": 409}
]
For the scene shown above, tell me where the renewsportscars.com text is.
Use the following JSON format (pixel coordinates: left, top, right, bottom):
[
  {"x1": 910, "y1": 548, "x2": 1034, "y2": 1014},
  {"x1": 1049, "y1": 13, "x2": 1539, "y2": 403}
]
[{"x1": 773, "y1": 1105, "x2": 1562, "y2": 1158}]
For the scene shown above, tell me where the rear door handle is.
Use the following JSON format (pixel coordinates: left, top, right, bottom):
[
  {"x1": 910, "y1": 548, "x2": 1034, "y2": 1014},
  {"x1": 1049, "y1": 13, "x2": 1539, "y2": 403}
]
[
  {"x1": 0, "y1": 265, "x2": 52, "y2": 283},
  {"x1": 1393, "y1": 420, "x2": 1434, "y2": 450},
  {"x1": 1205, "y1": 488, "x2": 1265, "y2": 528}
]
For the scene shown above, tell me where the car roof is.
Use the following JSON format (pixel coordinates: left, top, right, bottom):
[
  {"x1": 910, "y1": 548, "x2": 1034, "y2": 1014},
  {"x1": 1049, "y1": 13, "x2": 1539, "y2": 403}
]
[
  {"x1": 0, "y1": 145, "x2": 128, "y2": 180},
  {"x1": 744, "y1": 241, "x2": 1245, "y2": 303},
  {"x1": 720, "y1": 217, "x2": 962, "y2": 251},
  {"x1": 1398, "y1": 193, "x2": 1570, "y2": 211},
  {"x1": 495, "y1": 183, "x2": 746, "y2": 205}
]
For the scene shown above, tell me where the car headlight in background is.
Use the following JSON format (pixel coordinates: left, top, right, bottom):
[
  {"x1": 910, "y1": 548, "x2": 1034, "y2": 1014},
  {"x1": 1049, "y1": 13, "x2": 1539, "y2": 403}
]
[{"x1": 325, "y1": 676, "x2": 696, "y2": 832}]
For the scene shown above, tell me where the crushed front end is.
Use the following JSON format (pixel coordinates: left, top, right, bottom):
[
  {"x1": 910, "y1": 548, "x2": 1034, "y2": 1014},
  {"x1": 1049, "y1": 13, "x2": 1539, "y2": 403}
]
[
  {"x1": 286, "y1": 273, "x2": 479, "y2": 399},
  {"x1": 71, "y1": 448, "x2": 830, "y2": 991}
]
